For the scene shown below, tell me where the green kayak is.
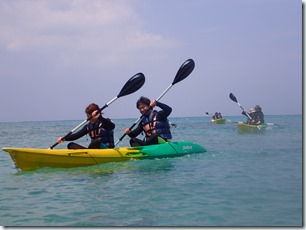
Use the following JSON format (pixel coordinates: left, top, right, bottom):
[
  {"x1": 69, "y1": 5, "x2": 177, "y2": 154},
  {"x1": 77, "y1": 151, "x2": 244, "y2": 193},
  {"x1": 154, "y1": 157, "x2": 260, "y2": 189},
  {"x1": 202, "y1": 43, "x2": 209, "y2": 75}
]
[{"x1": 211, "y1": 118, "x2": 226, "y2": 124}]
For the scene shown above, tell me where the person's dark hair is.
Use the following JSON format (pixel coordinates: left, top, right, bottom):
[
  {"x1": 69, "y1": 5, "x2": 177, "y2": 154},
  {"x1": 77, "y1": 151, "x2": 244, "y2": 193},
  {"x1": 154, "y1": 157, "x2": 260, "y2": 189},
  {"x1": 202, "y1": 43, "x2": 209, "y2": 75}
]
[
  {"x1": 254, "y1": 105, "x2": 261, "y2": 112},
  {"x1": 85, "y1": 103, "x2": 100, "y2": 115},
  {"x1": 136, "y1": 96, "x2": 150, "y2": 108}
]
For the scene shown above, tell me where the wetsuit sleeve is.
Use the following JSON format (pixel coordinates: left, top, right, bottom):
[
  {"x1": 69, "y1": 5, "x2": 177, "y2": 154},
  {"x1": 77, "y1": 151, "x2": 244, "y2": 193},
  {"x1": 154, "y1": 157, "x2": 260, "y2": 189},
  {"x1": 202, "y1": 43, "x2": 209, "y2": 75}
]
[
  {"x1": 155, "y1": 101, "x2": 172, "y2": 120},
  {"x1": 64, "y1": 125, "x2": 88, "y2": 141},
  {"x1": 128, "y1": 123, "x2": 143, "y2": 138},
  {"x1": 99, "y1": 116, "x2": 115, "y2": 130}
]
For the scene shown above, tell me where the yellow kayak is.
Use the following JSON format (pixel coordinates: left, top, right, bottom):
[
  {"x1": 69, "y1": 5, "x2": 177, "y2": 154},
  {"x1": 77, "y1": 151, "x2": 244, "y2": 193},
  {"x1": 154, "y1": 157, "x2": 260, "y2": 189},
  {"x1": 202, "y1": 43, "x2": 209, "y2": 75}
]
[
  {"x1": 237, "y1": 123, "x2": 267, "y2": 133},
  {"x1": 2, "y1": 141, "x2": 206, "y2": 171}
]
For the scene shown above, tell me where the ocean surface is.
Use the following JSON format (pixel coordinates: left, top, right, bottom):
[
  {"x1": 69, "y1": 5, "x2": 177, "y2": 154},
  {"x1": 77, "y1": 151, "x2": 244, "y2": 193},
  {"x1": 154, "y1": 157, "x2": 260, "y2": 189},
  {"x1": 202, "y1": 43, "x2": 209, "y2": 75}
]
[{"x1": 0, "y1": 115, "x2": 302, "y2": 227}]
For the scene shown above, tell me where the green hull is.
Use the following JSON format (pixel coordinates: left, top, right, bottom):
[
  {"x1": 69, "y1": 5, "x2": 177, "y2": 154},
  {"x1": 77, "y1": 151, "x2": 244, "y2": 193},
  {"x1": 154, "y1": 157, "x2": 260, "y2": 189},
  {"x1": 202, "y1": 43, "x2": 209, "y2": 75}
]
[
  {"x1": 2, "y1": 141, "x2": 206, "y2": 171},
  {"x1": 211, "y1": 118, "x2": 226, "y2": 124}
]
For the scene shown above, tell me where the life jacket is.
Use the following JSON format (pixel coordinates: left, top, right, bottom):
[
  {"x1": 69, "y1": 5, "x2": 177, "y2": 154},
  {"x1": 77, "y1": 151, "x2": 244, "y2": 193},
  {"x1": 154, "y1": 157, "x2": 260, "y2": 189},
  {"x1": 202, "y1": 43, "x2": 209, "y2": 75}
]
[
  {"x1": 87, "y1": 120, "x2": 114, "y2": 148},
  {"x1": 141, "y1": 111, "x2": 172, "y2": 141}
]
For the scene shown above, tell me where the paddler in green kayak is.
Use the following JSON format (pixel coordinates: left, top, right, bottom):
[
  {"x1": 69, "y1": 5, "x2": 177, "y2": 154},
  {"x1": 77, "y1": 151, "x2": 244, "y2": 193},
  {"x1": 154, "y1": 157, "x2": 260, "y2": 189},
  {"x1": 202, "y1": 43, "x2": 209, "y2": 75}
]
[
  {"x1": 212, "y1": 112, "x2": 223, "y2": 120},
  {"x1": 57, "y1": 103, "x2": 115, "y2": 149},
  {"x1": 124, "y1": 96, "x2": 172, "y2": 147}
]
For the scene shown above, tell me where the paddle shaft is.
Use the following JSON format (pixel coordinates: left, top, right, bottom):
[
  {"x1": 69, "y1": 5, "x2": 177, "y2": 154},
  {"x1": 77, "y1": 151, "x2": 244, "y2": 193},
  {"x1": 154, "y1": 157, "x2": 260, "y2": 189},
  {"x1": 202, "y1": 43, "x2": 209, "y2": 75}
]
[{"x1": 236, "y1": 102, "x2": 251, "y2": 120}]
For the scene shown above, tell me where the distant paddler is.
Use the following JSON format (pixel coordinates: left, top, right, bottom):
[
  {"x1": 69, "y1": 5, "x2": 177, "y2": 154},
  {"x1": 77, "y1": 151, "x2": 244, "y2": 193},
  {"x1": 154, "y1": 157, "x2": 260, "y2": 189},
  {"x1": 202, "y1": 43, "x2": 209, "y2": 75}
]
[{"x1": 242, "y1": 105, "x2": 264, "y2": 125}]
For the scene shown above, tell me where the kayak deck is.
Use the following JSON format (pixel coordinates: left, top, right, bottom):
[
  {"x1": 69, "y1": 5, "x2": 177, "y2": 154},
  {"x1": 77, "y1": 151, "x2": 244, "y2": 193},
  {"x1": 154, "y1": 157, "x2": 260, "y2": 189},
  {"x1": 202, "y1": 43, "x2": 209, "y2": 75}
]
[{"x1": 2, "y1": 141, "x2": 206, "y2": 171}]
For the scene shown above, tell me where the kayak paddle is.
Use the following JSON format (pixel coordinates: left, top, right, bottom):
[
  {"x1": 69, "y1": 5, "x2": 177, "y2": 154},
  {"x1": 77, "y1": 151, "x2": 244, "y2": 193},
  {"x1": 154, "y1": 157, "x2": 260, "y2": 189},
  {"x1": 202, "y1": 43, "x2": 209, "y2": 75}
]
[
  {"x1": 49, "y1": 73, "x2": 145, "y2": 149},
  {"x1": 229, "y1": 93, "x2": 260, "y2": 130},
  {"x1": 115, "y1": 58, "x2": 195, "y2": 146}
]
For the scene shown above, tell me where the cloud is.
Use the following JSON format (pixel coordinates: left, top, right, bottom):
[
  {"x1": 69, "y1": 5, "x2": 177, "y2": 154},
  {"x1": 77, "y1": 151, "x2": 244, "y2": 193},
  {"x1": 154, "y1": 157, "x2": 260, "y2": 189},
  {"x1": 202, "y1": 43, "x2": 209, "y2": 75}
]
[{"x1": 0, "y1": 0, "x2": 178, "y2": 67}]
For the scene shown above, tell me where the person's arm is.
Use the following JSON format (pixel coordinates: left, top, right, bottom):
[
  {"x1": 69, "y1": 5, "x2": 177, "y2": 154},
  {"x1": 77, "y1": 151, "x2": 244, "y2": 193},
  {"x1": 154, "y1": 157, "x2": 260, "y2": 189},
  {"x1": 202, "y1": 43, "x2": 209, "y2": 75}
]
[
  {"x1": 256, "y1": 112, "x2": 264, "y2": 125},
  {"x1": 99, "y1": 116, "x2": 115, "y2": 130},
  {"x1": 261, "y1": 113, "x2": 265, "y2": 123},
  {"x1": 242, "y1": 110, "x2": 248, "y2": 117},
  {"x1": 125, "y1": 123, "x2": 143, "y2": 138},
  {"x1": 155, "y1": 101, "x2": 172, "y2": 120},
  {"x1": 59, "y1": 125, "x2": 88, "y2": 142}
]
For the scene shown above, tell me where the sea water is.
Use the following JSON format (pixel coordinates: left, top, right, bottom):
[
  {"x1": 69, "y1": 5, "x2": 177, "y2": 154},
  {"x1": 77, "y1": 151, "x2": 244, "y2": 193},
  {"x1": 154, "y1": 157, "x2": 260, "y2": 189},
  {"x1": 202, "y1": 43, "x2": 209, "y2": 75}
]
[{"x1": 0, "y1": 115, "x2": 302, "y2": 227}]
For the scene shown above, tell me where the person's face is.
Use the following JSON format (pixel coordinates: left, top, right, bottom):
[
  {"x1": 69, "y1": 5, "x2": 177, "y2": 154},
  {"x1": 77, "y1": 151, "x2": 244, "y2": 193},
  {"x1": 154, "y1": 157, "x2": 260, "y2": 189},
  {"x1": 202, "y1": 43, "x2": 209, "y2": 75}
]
[
  {"x1": 138, "y1": 103, "x2": 150, "y2": 115},
  {"x1": 87, "y1": 113, "x2": 98, "y2": 123}
]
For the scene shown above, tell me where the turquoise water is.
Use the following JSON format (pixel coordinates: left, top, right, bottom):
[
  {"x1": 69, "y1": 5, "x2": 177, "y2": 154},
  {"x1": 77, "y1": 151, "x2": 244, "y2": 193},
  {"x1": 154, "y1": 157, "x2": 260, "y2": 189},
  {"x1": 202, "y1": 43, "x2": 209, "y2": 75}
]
[{"x1": 0, "y1": 115, "x2": 302, "y2": 226}]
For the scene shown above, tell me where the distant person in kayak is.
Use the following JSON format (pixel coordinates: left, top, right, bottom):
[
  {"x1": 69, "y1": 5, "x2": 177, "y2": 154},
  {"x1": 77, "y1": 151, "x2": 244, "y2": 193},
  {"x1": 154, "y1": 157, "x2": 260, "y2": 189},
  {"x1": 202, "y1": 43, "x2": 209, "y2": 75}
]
[
  {"x1": 212, "y1": 112, "x2": 222, "y2": 119},
  {"x1": 254, "y1": 105, "x2": 265, "y2": 124},
  {"x1": 124, "y1": 96, "x2": 172, "y2": 147},
  {"x1": 57, "y1": 103, "x2": 115, "y2": 149},
  {"x1": 242, "y1": 105, "x2": 264, "y2": 125},
  {"x1": 212, "y1": 112, "x2": 218, "y2": 119}
]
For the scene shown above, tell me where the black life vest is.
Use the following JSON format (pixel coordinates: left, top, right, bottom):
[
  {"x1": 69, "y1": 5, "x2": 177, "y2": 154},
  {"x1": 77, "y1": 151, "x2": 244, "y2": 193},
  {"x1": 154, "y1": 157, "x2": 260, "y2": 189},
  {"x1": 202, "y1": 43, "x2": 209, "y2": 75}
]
[
  {"x1": 87, "y1": 120, "x2": 114, "y2": 148},
  {"x1": 141, "y1": 111, "x2": 172, "y2": 140}
]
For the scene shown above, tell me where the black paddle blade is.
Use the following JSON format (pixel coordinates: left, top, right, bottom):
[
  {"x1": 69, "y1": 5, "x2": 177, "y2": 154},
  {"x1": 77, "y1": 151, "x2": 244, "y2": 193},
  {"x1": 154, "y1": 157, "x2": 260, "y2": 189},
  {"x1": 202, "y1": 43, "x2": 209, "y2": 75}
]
[
  {"x1": 229, "y1": 93, "x2": 238, "y2": 103},
  {"x1": 118, "y1": 73, "x2": 145, "y2": 98},
  {"x1": 172, "y1": 59, "x2": 195, "y2": 85}
]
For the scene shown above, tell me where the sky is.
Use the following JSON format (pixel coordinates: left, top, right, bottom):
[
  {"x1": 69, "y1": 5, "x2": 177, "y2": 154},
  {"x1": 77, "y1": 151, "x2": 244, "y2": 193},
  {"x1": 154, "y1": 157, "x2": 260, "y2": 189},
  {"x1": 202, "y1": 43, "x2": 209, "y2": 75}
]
[{"x1": 0, "y1": 0, "x2": 302, "y2": 122}]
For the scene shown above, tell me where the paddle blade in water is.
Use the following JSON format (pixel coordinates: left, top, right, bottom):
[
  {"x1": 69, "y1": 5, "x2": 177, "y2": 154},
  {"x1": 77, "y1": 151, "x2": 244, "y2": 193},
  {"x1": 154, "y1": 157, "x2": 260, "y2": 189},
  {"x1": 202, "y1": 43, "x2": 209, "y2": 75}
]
[
  {"x1": 172, "y1": 59, "x2": 195, "y2": 85},
  {"x1": 229, "y1": 93, "x2": 238, "y2": 103},
  {"x1": 118, "y1": 73, "x2": 145, "y2": 98}
]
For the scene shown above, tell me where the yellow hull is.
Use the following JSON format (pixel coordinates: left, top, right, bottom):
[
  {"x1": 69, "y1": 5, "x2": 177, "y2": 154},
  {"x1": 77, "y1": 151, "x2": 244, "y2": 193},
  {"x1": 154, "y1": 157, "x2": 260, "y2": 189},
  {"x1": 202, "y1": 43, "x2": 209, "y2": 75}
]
[
  {"x1": 237, "y1": 123, "x2": 267, "y2": 133},
  {"x1": 3, "y1": 147, "x2": 141, "y2": 170}
]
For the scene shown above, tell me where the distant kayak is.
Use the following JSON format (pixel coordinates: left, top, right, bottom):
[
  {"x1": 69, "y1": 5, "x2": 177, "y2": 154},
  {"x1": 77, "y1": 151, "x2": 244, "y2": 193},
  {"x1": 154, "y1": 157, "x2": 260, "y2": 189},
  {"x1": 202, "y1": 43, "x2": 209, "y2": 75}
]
[
  {"x1": 211, "y1": 118, "x2": 226, "y2": 124},
  {"x1": 2, "y1": 141, "x2": 206, "y2": 171},
  {"x1": 237, "y1": 123, "x2": 267, "y2": 133}
]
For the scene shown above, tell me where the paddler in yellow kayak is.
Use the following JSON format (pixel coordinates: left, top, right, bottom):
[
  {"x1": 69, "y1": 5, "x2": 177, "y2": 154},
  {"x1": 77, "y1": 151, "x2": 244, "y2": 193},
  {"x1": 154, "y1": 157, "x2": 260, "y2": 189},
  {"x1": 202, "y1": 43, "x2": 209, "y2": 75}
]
[
  {"x1": 57, "y1": 103, "x2": 115, "y2": 149},
  {"x1": 242, "y1": 105, "x2": 265, "y2": 125}
]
